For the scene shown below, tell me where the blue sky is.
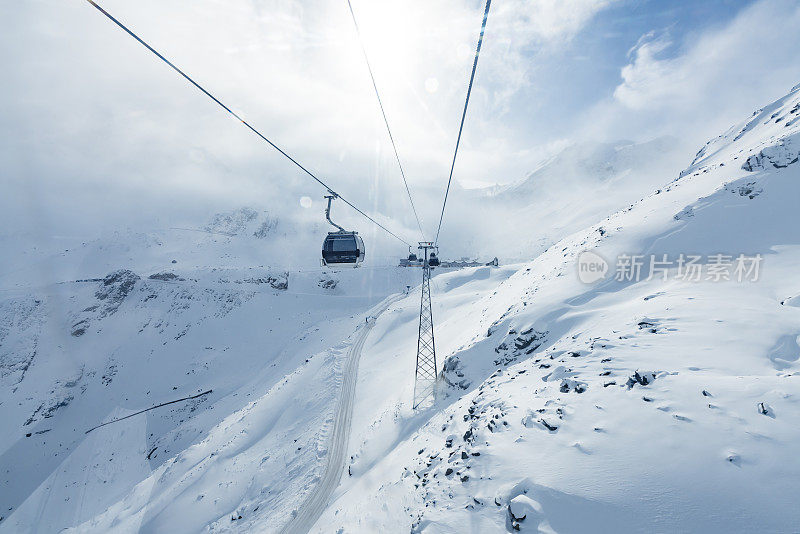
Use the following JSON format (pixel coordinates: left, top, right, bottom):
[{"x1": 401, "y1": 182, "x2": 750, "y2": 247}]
[{"x1": 501, "y1": 0, "x2": 756, "y2": 143}]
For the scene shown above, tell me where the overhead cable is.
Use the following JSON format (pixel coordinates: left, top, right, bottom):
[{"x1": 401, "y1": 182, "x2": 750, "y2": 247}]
[
  {"x1": 434, "y1": 0, "x2": 491, "y2": 245},
  {"x1": 346, "y1": 0, "x2": 427, "y2": 242},
  {"x1": 84, "y1": 0, "x2": 412, "y2": 246}
]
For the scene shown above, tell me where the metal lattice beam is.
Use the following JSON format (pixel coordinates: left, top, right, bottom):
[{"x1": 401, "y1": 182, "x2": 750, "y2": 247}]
[{"x1": 414, "y1": 244, "x2": 438, "y2": 409}]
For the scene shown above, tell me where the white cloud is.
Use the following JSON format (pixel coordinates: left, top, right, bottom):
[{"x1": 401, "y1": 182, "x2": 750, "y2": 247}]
[
  {"x1": 609, "y1": 0, "x2": 800, "y2": 139},
  {"x1": 614, "y1": 32, "x2": 676, "y2": 109},
  {"x1": 493, "y1": 0, "x2": 617, "y2": 43}
]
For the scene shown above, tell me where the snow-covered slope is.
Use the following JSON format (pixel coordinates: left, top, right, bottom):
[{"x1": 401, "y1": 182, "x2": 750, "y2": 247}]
[
  {"x1": 3, "y1": 82, "x2": 800, "y2": 533},
  {"x1": 0, "y1": 208, "x2": 421, "y2": 532},
  {"x1": 314, "y1": 85, "x2": 800, "y2": 531}
]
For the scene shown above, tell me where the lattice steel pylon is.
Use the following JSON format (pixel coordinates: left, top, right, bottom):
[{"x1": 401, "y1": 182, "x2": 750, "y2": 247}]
[{"x1": 414, "y1": 243, "x2": 438, "y2": 409}]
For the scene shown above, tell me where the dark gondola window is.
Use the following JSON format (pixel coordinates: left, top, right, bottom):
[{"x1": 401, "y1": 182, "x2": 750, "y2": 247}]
[{"x1": 332, "y1": 237, "x2": 357, "y2": 251}]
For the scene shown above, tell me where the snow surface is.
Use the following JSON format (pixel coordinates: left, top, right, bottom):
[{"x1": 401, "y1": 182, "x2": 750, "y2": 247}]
[
  {"x1": 3, "y1": 83, "x2": 800, "y2": 533},
  {"x1": 312, "y1": 84, "x2": 800, "y2": 532},
  {"x1": 0, "y1": 216, "x2": 420, "y2": 532}
]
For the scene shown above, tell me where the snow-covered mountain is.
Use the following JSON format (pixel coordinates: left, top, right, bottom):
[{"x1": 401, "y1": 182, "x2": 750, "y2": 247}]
[
  {"x1": 441, "y1": 137, "x2": 686, "y2": 262},
  {"x1": 2, "y1": 82, "x2": 800, "y2": 533},
  {"x1": 0, "y1": 208, "x2": 420, "y2": 532},
  {"x1": 488, "y1": 137, "x2": 680, "y2": 200}
]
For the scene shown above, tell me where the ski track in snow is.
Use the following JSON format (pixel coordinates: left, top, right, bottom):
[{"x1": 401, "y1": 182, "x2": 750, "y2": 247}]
[{"x1": 281, "y1": 293, "x2": 403, "y2": 534}]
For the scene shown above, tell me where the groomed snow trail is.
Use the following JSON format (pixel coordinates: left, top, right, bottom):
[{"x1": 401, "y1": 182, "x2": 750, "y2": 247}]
[{"x1": 281, "y1": 294, "x2": 403, "y2": 534}]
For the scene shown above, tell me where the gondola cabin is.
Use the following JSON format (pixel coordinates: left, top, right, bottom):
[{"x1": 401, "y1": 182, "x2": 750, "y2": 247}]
[
  {"x1": 321, "y1": 193, "x2": 365, "y2": 267},
  {"x1": 322, "y1": 231, "x2": 365, "y2": 266}
]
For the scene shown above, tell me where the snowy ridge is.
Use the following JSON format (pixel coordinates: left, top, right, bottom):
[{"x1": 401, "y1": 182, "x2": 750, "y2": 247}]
[
  {"x1": 455, "y1": 137, "x2": 686, "y2": 262},
  {"x1": 688, "y1": 82, "x2": 800, "y2": 171},
  {"x1": 490, "y1": 137, "x2": 679, "y2": 200}
]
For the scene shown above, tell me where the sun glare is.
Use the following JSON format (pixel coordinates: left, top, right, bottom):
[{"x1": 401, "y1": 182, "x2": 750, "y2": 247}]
[{"x1": 348, "y1": 1, "x2": 420, "y2": 87}]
